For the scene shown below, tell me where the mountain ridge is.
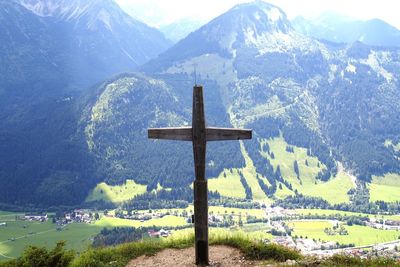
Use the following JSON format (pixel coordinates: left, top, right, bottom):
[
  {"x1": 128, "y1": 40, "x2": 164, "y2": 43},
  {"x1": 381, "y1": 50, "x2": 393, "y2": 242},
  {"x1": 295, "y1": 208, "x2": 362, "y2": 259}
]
[
  {"x1": 0, "y1": 0, "x2": 400, "y2": 207},
  {"x1": 292, "y1": 13, "x2": 400, "y2": 47}
]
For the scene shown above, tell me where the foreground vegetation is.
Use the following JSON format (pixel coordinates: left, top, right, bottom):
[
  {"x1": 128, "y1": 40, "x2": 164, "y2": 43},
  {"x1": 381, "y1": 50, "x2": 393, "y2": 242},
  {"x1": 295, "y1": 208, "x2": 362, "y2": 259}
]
[
  {"x1": 0, "y1": 232, "x2": 301, "y2": 267},
  {"x1": 1, "y1": 232, "x2": 399, "y2": 267}
]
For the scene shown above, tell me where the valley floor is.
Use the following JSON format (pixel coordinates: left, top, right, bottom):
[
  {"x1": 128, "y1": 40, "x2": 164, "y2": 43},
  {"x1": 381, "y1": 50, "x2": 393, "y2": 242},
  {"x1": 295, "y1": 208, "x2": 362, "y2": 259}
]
[{"x1": 1, "y1": 206, "x2": 400, "y2": 261}]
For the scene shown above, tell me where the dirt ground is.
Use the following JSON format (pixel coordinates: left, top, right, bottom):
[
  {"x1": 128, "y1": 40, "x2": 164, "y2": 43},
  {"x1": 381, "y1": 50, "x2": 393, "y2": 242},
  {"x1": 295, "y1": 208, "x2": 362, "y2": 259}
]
[{"x1": 126, "y1": 245, "x2": 265, "y2": 267}]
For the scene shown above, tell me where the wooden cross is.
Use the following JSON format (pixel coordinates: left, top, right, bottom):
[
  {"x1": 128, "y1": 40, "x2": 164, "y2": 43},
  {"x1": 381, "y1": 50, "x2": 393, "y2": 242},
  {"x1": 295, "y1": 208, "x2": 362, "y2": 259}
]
[{"x1": 148, "y1": 85, "x2": 252, "y2": 265}]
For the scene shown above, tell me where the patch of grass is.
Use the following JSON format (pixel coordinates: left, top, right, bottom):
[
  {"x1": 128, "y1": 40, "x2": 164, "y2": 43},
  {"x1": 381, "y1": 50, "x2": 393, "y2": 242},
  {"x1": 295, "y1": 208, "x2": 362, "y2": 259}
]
[
  {"x1": 288, "y1": 220, "x2": 400, "y2": 246},
  {"x1": 0, "y1": 219, "x2": 100, "y2": 261},
  {"x1": 208, "y1": 141, "x2": 273, "y2": 202},
  {"x1": 69, "y1": 230, "x2": 300, "y2": 267},
  {"x1": 260, "y1": 136, "x2": 324, "y2": 189},
  {"x1": 208, "y1": 169, "x2": 246, "y2": 199},
  {"x1": 316, "y1": 253, "x2": 400, "y2": 267},
  {"x1": 239, "y1": 142, "x2": 270, "y2": 201},
  {"x1": 85, "y1": 179, "x2": 147, "y2": 204},
  {"x1": 96, "y1": 215, "x2": 189, "y2": 228},
  {"x1": 369, "y1": 173, "x2": 400, "y2": 202},
  {"x1": 261, "y1": 137, "x2": 355, "y2": 204},
  {"x1": 274, "y1": 182, "x2": 295, "y2": 199},
  {"x1": 240, "y1": 223, "x2": 270, "y2": 232},
  {"x1": 301, "y1": 171, "x2": 354, "y2": 204}
]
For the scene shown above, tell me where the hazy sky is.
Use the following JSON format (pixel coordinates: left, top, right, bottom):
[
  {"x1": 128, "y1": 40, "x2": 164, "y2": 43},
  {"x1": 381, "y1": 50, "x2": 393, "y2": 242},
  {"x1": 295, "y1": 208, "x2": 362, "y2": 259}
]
[{"x1": 115, "y1": 0, "x2": 400, "y2": 29}]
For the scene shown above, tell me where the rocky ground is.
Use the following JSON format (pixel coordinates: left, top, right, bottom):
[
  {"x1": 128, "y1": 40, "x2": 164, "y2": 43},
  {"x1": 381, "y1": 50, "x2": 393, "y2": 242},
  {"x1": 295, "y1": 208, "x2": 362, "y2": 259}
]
[{"x1": 126, "y1": 245, "x2": 269, "y2": 267}]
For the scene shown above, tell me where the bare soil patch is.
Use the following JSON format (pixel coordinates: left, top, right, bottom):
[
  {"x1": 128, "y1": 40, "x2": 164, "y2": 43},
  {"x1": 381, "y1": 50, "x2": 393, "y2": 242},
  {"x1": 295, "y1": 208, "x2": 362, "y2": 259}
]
[{"x1": 126, "y1": 245, "x2": 265, "y2": 267}]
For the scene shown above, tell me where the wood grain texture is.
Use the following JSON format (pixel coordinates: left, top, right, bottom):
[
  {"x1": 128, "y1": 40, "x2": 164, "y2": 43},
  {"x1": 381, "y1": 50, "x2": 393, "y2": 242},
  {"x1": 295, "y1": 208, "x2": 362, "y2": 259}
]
[
  {"x1": 148, "y1": 127, "x2": 192, "y2": 141},
  {"x1": 206, "y1": 127, "x2": 252, "y2": 141}
]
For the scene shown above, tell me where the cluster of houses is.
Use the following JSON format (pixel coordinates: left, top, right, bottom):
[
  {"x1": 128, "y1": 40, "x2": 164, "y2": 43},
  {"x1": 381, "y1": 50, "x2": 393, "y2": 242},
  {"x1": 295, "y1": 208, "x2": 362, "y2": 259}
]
[
  {"x1": 115, "y1": 211, "x2": 166, "y2": 222},
  {"x1": 56, "y1": 210, "x2": 98, "y2": 225},
  {"x1": 270, "y1": 235, "x2": 338, "y2": 252},
  {"x1": 266, "y1": 206, "x2": 295, "y2": 218},
  {"x1": 147, "y1": 229, "x2": 171, "y2": 238},
  {"x1": 343, "y1": 242, "x2": 400, "y2": 260},
  {"x1": 24, "y1": 213, "x2": 48, "y2": 222},
  {"x1": 296, "y1": 238, "x2": 338, "y2": 252},
  {"x1": 367, "y1": 218, "x2": 400, "y2": 230}
]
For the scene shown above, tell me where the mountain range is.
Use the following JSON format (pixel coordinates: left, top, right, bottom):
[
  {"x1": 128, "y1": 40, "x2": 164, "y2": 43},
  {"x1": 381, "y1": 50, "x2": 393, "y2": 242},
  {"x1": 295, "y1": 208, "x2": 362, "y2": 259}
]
[
  {"x1": 0, "y1": 0, "x2": 399, "y2": 208},
  {"x1": 292, "y1": 12, "x2": 400, "y2": 47}
]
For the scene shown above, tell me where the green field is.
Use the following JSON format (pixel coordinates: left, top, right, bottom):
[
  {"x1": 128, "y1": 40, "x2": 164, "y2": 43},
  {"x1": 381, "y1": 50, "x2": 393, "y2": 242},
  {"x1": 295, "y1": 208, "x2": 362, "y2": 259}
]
[
  {"x1": 97, "y1": 215, "x2": 188, "y2": 228},
  {"x1": 0, "y1": 213, "x2": 190, "y2": 261},
  {"x1": 369, "y1": 173, "x2": 400, "y2": 202},
  {"x1": 302, "y1": 171, "x2": 354, "y2": 204},
  {"x1": 208, "y1": 142, "x2": 270, "y2": 201},
  {"x1": 274, "y1": 182, "x2": 295, "y2": 199},
  {"x1": 0, "y1": 219, "x2": 100, "y2": 260},
  {"x1": 260, "y1": 137, "x2": 354, "y2": 204},
  {"x1": 288, "y1": 220, "x2": 400, "y2": 246},
  {"x1": 208, "y1": 169, "x2": 246, "y2": 199},
  {"x1": 85, "y1": 179, "x2": 147, "y2": 203}
]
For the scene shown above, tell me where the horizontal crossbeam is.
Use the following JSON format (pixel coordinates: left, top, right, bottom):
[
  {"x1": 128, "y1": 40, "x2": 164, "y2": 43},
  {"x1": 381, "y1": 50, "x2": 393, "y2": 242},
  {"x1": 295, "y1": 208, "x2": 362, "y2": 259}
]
[
  {"x1": 148, "y1": 127, "x2": 193, "y2": 141},
  {"x1": 206, "y1": 127, "x2": 252, "y2": 141},
  {"x1": 149, "y1": 127, "x2": 252, "y2": 142}
]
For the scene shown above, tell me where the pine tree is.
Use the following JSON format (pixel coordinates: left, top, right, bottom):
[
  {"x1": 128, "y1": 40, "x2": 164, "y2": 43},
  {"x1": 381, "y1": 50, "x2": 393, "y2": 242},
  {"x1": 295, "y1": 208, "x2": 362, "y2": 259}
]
[{"x1": 294, "y1": 160, "x2": 300, "y2": 178}]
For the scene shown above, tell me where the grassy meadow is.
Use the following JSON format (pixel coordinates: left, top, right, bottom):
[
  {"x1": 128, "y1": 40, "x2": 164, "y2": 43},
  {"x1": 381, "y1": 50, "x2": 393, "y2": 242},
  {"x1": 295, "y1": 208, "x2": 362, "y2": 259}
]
[
  {"x1": 208, "y1": 142, "x2": 271, "y2": 201},
  {"x1": 0, "y1": 213, "x2": 190, "y2": 260},
  {"x1": 260, "y1": 137, "x2": 355, "y2": 204},
  {"x1": 85, "y1": 179, "x2": 147, "y2": 203},
  {"x1": 288, "y1": 220, "x2": 400, "y2": 247},
  {"x1": 0, "y1": 219, "x2": 100, "y2": 260},
  {"x1": 368, "y1": 173, "x2": 400, "y2": 202}
]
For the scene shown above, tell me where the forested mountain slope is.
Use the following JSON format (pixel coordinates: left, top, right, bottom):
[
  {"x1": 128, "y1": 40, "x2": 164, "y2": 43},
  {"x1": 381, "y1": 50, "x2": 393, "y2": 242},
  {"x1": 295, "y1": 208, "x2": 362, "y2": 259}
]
[
  {"x1": 1, "y1": 1, "x2": 399, "y2": 207},
  {"x1": 0, "y1": 0, "x2": 170, "y2": 206}
]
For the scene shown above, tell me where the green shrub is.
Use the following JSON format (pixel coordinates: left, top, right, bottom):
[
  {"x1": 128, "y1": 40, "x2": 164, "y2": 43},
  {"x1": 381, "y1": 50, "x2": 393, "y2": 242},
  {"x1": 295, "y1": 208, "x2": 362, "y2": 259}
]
[{"x1": 0, "y1": 241, "x2": 74, "y2": 267}]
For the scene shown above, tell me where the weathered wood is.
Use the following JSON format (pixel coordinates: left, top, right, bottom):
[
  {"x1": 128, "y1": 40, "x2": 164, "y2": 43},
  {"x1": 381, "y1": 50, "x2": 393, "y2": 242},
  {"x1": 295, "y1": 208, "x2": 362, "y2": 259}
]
[
  {"x1": 147, "y1": 85, "x2": 252, "y2": 265},
  {"x1": 194, "y1": 179, "x2": 208, "y2": 265},
  {"x1": 206, "y1": 127, "x2": 252, "y2": 141},
  {"x1": 192, "y1": 86, "x2": 206, "y2": 182},
  {"x1": 192, "y1": 86, "x2": 208, "y2": 265},
  {"x1": 148, "y1": 127, "x2": 193, "y2": 141}
]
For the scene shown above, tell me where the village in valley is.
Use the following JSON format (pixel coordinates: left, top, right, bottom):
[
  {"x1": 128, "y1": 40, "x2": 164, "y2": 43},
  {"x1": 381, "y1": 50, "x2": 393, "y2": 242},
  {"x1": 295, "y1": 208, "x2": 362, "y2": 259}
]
[
  {"x1": 1, "y1": 201, "x2": 400, "y2": 261},
  {"x1": 13, "y1": 204, "x2": 400, "y2": 258}
]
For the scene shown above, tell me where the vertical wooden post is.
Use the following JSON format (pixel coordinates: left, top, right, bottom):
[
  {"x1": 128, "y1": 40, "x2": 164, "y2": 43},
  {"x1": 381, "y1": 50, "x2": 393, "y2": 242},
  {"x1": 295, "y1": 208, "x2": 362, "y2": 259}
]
[
  {"x1": 194, "y1": 180, "x2": 208, "y2": 265},
  {"x1": 148, "y1": 85, "x2": 252, "y2": 265},
  {"x1": 192, "y1": 86, "x2": 208, "y2": 265}
]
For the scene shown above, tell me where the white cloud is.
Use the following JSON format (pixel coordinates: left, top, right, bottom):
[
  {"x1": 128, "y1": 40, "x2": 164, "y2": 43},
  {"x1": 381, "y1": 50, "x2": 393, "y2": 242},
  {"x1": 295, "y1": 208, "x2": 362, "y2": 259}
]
[{"x1": 115, "y1": 0, "x2": 400, "y2": 29}]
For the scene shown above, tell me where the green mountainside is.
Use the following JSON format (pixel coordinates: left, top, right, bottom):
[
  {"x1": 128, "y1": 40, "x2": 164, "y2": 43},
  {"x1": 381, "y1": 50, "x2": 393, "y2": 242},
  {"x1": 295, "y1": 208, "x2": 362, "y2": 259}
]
[
  {"x1": 0, "y1": 0, "x2": 171, "y2": 206},
  {"x1": 0, "y1": 1, "x2": 400, "y2": 207}
]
